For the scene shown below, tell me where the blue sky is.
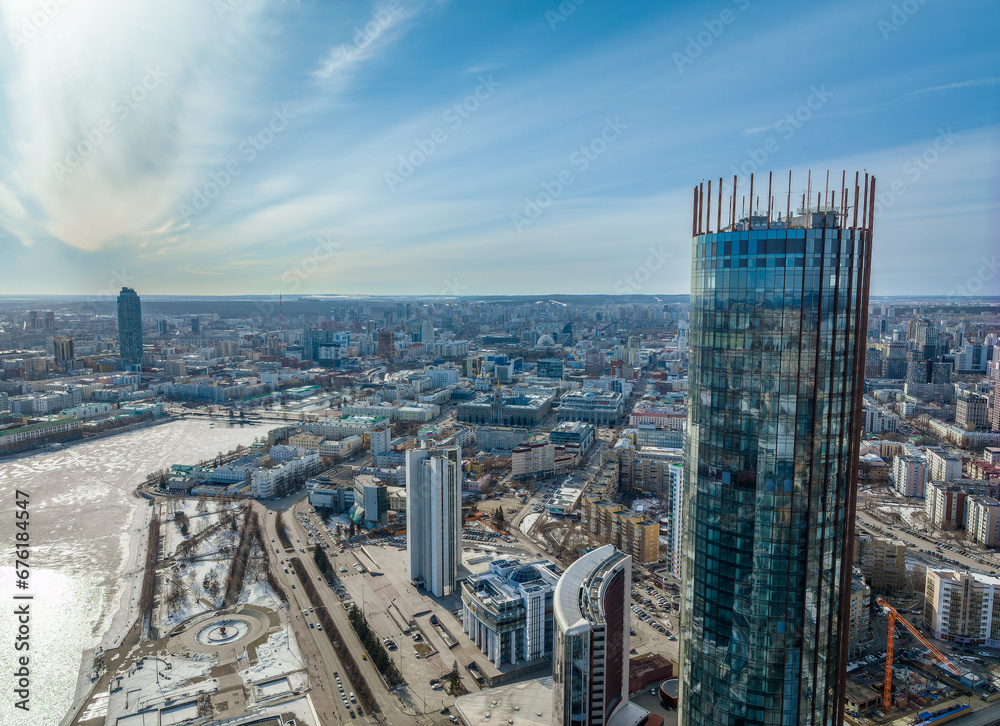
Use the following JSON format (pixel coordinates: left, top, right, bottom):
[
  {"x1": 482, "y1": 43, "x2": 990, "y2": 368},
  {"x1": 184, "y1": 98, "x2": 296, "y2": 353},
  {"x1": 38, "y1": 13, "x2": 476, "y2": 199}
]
[{"x1": 0, "y1": 0, "x2": 997, "y2": 297}]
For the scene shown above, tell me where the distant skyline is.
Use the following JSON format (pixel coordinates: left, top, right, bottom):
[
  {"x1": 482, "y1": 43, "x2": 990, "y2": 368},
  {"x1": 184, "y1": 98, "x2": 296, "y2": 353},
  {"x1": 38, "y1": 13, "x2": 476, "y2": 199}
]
[{"x1": 0, "y1": 0, "x2": 997, "y2": 297}]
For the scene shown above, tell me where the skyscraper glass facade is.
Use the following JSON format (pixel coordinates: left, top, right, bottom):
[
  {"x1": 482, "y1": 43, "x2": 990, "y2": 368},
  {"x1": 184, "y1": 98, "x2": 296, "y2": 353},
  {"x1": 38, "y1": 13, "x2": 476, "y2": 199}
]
[
  {"x1": 116, "y1": 287, "x2": 143, "y2": 365},
  {"x1": 680, "y1": 174, "x2": 874, "y2": 726}
]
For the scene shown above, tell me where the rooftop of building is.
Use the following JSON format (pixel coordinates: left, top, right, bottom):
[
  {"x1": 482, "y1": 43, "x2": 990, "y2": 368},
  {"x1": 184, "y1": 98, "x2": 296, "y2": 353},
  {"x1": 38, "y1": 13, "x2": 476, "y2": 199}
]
[
  {"x1": 454, "y1": 676, "x2": 553, "y2": 726},
  {"x1": 929, "y1": 569, "x2": 1000, "y2": 587},
  {"x1": 463, "y1": 558, "x2": 560, "y2": 609},
  {"x1": 551, "y1": 420, "x2": 593, "y2": 434},
  {"x1": 354, "y1": 473, "x2": 383, "y2": 488},
  {"x1": 560, "y1": 389, "x2": 623, "y2": 402}
]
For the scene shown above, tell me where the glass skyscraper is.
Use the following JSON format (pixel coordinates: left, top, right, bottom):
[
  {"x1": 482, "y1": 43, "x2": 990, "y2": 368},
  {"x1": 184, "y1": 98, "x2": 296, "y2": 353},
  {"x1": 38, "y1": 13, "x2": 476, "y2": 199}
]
[
  {"x1": 680, "y1": 172, "x2": 875, "y2": 726},
  {"x1": 116, "y1": 286, "x2": 143, "y2": 366}
]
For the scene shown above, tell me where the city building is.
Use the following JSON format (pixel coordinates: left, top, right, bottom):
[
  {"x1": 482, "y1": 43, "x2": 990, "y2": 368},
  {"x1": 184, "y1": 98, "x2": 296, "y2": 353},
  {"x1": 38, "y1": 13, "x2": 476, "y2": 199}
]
[
  {"x1": 476, "y1": 426, "x2": 529, "y2": 452},
  {"x1": 511, "y1": 441, "x2": 556, "y2": 479},
  {"x1": 460, "y1": 557, "x2": 560, "y2": 668},
  {"x1": 855, "y1": 535, "x2": 908, "y2": 593},
  {"x1": 892, "y1": 454, "x2": 927, "y2": 498},
  {"x1": 966, "y1": 496, "x2": 1000, "y2": 547},
  {"x1": 249, "y1": 452, "x2": 321, "y2": 498},
  {"x1": 848, "y1": 570, "x2": 871, "y2": 647},
  {"x1": 580, "y1": 496, "x2": 660, "y2": 565},
  {"x1": 548, "y1": 420, "x2": 595, "y2": 452},
  {"x1": 457, "y1": 389, "x2": 554, "y2": 427},
  {"x1": 954, "y1": 344, "x2": 990, "y2": 375},
  {"x1": 925, "y1": 482, "x2": 968, "y2": 529},
  {"x1": 557, "y1": 390, "x2": 623, "y2": 426},
  {"x1": 406, "y1": 443, "x2": 462, "y2": 597},
  {"x1": 537, "y1": 358, "x2": 564, "y2": 379},
  {"x1": 377, "y1": 328, "x2": 395, "y2": 360},
  {"x1": 926, "y1": 447, "x2": 965, "y2": 483},
  {"x1": 306, "y1": 465, "x2": 356, "y2": 511},
  {"x1": 350, "y1": 474, "x2": 390, "y2": 527},
  {"x1": 53, "y1": 336, "x2": 75, "y2": 367},
  {"x1": 957, "y1": 388, "x2": 991, "y2": 431},
  {"x1": 681, "y1": 173, "x2": 875, "y2": 726},
  {"x1": 116, "y1": 287, "x2": 143, "y2": 366},
  {"x1": 553, "y1": 545, "x2": 642, "y2": 726},
  {"x1": 924, "y1": 569, "x2": 1000, "y2": 648},
  {"x1": 862, "y1": 404, "x2": 899, "y2": 434},
  {"x1": 628, "y1": 404, "x2": 686, "y2": 430}
]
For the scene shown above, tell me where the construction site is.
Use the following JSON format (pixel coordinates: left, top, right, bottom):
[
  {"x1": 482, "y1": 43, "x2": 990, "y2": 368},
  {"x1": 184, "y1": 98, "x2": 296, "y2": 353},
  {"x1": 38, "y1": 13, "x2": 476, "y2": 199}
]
[{"x1": 843, "y1": 596, "x2": 1000, "y2": 726}]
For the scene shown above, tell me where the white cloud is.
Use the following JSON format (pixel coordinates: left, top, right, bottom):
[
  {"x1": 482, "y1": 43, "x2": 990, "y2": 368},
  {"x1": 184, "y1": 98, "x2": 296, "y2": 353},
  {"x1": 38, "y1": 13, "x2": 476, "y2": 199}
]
[
  {"x1": 311, "y1": 0, "x2": 425, "y2": 86},
  {"x1": 908, "y1": 77, "x2": 1000, "y2": 95},
  {"x1": 0, "y1": 0, "x2": 270, "y2": 251}
]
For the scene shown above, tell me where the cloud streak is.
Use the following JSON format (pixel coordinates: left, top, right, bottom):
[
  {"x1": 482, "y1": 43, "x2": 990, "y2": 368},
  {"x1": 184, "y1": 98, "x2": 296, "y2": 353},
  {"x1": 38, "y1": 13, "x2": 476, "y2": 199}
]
[{"x1": 908, "y1": 77, "x2": 1000, "y2": 95}]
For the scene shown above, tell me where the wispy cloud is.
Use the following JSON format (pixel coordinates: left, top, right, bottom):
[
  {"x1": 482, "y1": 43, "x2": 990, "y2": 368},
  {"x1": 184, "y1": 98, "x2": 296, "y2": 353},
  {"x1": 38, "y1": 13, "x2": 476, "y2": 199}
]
[
  {"x1": 909, "y1": 77, "x2": 1000, "y2": 95},
  {"x1": 0, "y1": 0, "x2": 273, "y2": 252},
  {"x1": 311, "y1": 0, "x2": 427, "y2": 86}
]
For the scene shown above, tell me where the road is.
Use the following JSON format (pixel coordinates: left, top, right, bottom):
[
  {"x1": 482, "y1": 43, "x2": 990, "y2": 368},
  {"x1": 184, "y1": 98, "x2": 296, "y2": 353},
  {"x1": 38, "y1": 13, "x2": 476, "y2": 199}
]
[
  {"x1": 263, "y1": 501, "x2": 441, "y2": 726},
  {"x1": 257, "y1": 501, "x2": 368, "y2": 724},
  {"x1": 856, "y1": 509, "x2": 1000, "y2": 575}
]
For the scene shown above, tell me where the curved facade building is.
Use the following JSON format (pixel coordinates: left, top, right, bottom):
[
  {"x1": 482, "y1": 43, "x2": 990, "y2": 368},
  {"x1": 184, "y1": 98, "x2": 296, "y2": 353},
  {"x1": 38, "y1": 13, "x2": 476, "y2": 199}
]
[
  {"x1": 553, "y1": 545, "x2": 632, "y2": 726},
  {"x1": 680, "y1": 173, "x2": 875, "y2": 726}
]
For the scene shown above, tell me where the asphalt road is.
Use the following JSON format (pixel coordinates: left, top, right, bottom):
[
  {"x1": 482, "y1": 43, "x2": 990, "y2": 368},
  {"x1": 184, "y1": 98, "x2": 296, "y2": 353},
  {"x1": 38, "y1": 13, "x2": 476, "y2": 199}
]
[
  {"x1": 272, "y1": 501, "x2": 442, "y2": 726},
  {"x1": 856, "y1": 509, "x2": 1000, "y2": 575},
  {"x1": 258, "y1": 505, "x2": 406, "y2": 724}
]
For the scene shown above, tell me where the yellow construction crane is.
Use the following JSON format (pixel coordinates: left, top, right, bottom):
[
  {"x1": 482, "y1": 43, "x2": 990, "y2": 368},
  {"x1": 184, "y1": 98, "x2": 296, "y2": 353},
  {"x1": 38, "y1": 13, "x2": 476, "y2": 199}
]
[{"x1": 878, "y1": 595, "x2": 963, "y2": 712}]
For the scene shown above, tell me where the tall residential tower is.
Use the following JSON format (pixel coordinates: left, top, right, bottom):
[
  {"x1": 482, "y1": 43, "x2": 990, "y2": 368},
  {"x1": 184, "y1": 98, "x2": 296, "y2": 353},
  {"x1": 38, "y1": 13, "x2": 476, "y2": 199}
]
[
  {"x1": 116, "y1": 287, "x2": 143, "y2": 366},
  {"x1": 680, "y1": 172, "x2": 875, "y2": 726},
  {"x1": 406, "y1": 442, "x2": 462, "y2": 597}
]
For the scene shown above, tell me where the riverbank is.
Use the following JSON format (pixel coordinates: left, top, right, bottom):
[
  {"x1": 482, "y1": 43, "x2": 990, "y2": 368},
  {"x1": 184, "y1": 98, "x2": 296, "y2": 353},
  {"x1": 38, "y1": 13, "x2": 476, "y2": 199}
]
[
  {"x1": 61, "y1": 498, "x2": 155, "y2": 726},
  {"x1": 0, "y1": 414, "x2": 177, "y2": 463},
  {"x1": 0, "y1": 419, "x2": 275, "y2": 726}
]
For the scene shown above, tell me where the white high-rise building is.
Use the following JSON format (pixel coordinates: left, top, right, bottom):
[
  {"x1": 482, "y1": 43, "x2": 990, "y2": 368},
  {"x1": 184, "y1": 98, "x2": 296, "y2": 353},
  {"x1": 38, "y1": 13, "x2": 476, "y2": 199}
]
[
  {"x1": 925, "y1": 569, "x2": 1000, "y2": 647},
  {"x1": 406, "y1": 443, "x2": 462, "y2": 597},
  {"x1": 420, "y1": 320, "x2": 435, "y2": 346},
  {"x1": 370, "y1": 424, "x2": 391, "y2": 458},
  {"x1": 926, "y1": 448, "x2": 965, "y2": 483}
]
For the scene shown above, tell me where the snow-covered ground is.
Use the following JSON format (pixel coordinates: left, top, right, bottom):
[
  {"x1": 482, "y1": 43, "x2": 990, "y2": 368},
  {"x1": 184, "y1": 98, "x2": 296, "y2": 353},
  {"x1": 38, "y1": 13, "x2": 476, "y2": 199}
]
[
  {"x1": 241, "y1": 625, "x2": 306, "y2": 687},
  {"x1": 519, "y1": 512, "x2": 542, "y2": 534},
  {"x1": 255, "y1": 695, "x2": 321, "y2": 725},
  {"x1": 158, "y1": 502, "x2": 249, "y2": 630},
  {"x1": 104, "y1": 656, "x2": 218, "y2": 722}
]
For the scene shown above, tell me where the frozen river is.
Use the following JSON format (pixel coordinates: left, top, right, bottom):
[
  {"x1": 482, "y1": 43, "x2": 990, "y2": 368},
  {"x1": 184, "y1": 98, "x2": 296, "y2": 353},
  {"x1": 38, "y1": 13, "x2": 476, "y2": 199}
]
[{"x1": 0, "y1": 418, "x2": 273, "y2": 726}]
